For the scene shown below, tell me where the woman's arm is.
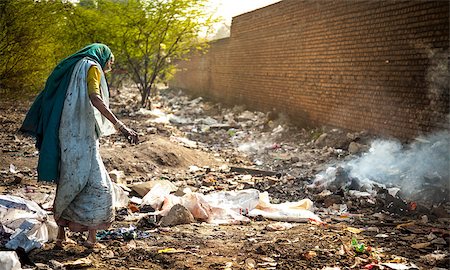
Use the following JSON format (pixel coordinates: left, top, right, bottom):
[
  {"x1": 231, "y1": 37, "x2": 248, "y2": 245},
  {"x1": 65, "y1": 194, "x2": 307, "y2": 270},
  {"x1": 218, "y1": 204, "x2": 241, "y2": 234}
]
[{"x1": 89, "y1": 93, "x2": 139, "y2": 144}]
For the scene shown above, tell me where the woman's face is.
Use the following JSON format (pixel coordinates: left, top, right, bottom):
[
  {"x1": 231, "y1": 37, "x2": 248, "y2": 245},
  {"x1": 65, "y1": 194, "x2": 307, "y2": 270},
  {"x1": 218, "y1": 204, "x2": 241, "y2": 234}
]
[{"x1": 103, "y1": 56, "x2": 114, "y2": 73}]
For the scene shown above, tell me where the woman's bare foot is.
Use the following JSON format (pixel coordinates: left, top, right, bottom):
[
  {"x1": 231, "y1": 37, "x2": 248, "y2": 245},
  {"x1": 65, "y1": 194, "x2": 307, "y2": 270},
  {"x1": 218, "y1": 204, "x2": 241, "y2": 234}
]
[
  {"x1": 87, "y1": 229, "x2": 96, "y2": 243},
  {"x1": 55, "y1": 226, "x2": 66, "y2": 249},
  {"x1": 84, "y1": 229, "x2": 104, "y2": 249},
  {"x1": 54, "y1": 226, "x2": 76, "y2": 249}
]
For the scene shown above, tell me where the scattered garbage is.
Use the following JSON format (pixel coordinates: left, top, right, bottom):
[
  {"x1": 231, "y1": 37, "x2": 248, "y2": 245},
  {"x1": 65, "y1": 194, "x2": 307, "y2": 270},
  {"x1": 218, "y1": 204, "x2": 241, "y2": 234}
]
[
  {"x1": 109, "y1": 169, "x2": 126, "y2": 185},
  {"x1": 379, "y1": 262, "x2": 419, "y2": 270},
  {"x1": 96, "y1": 225, "x2": 151, "y2": 241},
  {"x1": 345, "y1": 227, "x2": 363, "y2": 234},
  {"x1": 1, "y1": 86, "x2": 448, "y2": 269},
  {"x1": 132, "y1": 180, "x2": 178, "y2": 197},
  {"x1": 309, "y1": 132, "x2": 450, "y2": 210},
  {"x1": 248, "y1": 192, "x2": 321, "y2": 223},
  {"x1": 141, "y1": 181, "x2": 177, "y2": 210},
  {"x1": 351, "y1": 238, "x2": 366, "y2": 253},
  {"x1": 204, "y1": 189, "x2": 260, "y2": 214},
  {"x1": 420, "y1": 251, "x2": 448, "y2": 266},
  {"x1": 157, "y1": 247, "x2": 186, "y2": 254},
  {"x1": 113, "y1": 183, "x2": 130, "y2": 209},
  {"x1": 0, "y1": 195, "x2": 57, "y2": 252},
  {"x1": 137, "y1": 183, "x2": 321, "y2": 225}
]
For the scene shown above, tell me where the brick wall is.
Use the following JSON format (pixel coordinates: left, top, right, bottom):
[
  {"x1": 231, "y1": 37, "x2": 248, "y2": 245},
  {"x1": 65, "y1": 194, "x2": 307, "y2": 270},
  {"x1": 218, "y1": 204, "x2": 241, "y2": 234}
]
[{"x1": 170, "y1": 0, "x2": 449, "y2": 139}]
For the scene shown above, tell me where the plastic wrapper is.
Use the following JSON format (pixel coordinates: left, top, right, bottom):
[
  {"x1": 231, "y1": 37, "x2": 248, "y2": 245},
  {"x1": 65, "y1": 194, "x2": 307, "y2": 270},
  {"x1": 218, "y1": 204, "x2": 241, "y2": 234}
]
[
  {"x1": 208, "y1": 207, "x2": 250, "y2": 225},
  {"x1": 181, "y1": 193, "x2": 211, "y2": 221},
  {"x1": 158, "y1": 195, "x2": 184, "y2": 216},
  {"x1": 143, "y1": 188, "x2": 320, "y2": 225}
]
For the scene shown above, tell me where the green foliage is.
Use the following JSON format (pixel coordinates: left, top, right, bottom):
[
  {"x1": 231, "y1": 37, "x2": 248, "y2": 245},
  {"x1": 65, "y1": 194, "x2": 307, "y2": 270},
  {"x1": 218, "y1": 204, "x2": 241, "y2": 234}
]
[
  {"x1": 0, "y1": 0, "x2": 72, "y2": 96},
  {"x1": 0, "y1": 0, "x2": 215, "y2": 105},
  {"x1": 96, "y1": 0, "x2": 215, "y2": 107}
]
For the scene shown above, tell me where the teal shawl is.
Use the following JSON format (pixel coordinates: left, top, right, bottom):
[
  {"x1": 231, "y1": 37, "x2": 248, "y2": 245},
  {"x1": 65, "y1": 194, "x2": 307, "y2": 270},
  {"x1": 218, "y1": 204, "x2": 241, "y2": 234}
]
[{"x1": 20, "y1": 43, "x2": 112, "y2": 182}]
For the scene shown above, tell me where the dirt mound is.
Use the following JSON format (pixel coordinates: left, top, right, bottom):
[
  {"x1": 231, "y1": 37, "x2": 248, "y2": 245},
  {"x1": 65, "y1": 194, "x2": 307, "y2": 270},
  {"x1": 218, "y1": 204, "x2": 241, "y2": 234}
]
[{"x1": 100, "y1": 134, "x2": 222, "y2": 178}]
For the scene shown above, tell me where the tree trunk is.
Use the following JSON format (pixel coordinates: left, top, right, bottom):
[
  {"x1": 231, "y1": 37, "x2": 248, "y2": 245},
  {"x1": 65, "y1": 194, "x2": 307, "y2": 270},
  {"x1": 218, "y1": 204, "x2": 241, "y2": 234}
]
[
  {"x1": 140, "y1": 86, "x2": 152, "y2": 108},
  {"x1": 145, "y1": 86, "x2": 152, "y2": 109},
  {"x1": 140, "y1": 88, "x2": 147, "y2": 108}
]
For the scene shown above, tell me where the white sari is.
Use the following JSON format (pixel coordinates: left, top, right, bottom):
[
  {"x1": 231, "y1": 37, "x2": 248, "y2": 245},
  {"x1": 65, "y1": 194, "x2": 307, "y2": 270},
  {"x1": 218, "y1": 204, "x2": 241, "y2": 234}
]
[{"x1": 53, "y1": 58, "x2": 116, "y2": 231}]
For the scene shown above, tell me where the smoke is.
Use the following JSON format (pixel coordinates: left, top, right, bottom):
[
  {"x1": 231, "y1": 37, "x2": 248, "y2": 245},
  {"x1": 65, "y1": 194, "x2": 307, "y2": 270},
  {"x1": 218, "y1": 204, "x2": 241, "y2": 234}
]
[
  {"x1": 313, "y1": 131, "x2": 450, "y2": 201},
  {"x1": 348, "y1": 131, "x2": 449, "y2": 195},
  {"x1": 237, "y1": 126, "x2": 284, "y2": 154},
  {"x1": 425, "y1": 48, "x2": 449, "y2": 100},
  {"x1": 312, "y1": 47, "x2": 450, "y2": 203}
]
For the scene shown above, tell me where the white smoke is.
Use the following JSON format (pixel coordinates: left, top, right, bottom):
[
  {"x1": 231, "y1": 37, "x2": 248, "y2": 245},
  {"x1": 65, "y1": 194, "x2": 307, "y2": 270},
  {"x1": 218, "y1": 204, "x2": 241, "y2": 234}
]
[
  {"x1": 313, "y1": 47, "x2": 449, "y2": 203},
  {"x1": 426, "y1": 48, "x2": 449, "y2": 99},
  {"x1": 313, "y1": 131, "x2": 450, "y2": 201},
  {"x1": 348, "y1": 131, "x2": 449, "y2": 195}
]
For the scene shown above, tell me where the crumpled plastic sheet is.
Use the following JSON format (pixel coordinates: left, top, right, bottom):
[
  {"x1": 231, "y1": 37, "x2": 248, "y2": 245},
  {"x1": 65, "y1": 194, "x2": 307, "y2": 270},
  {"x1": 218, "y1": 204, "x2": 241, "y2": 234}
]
[
  {"x1": 0, "y1": 195, "x2": 58, "y2": 252},
  {"x1": 248, "y1": 192, "x2": 322, "y2": 223},
  {"x1": 144, "y1": 187, "x2": 321, "y2": 225}
]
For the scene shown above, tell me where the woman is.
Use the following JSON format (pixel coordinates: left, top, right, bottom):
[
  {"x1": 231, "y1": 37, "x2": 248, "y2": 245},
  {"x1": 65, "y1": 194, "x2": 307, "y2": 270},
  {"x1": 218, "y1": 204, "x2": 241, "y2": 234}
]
[{"x1": 20, "y1": 43, "x2": 138, "y2": 248}]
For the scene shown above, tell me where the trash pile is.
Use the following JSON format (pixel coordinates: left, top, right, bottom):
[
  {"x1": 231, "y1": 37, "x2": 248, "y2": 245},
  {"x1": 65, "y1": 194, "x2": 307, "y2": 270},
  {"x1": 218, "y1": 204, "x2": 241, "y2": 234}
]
[
  {"x1": 138, "y1": 89, "x2": 365, "y2": 175},
  {"x1": 142, "y1": 89, "x2": 449, "y2": 219},
  {"x1": 0, "y1": 88, "x2": 448, "y2": 269},
  {"x1": 122, "y1": 180, "x2": 321, "y2": 226},
  {"x1": 308, "y1": 131, "x2": 450, "y2": 218}
]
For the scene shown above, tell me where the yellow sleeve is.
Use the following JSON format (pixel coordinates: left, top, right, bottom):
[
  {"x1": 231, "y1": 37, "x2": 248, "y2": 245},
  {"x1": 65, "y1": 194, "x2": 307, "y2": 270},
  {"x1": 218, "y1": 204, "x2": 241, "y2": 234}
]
[{"x1": 87, "y1": 65, "x2": 102, "y2": 96}]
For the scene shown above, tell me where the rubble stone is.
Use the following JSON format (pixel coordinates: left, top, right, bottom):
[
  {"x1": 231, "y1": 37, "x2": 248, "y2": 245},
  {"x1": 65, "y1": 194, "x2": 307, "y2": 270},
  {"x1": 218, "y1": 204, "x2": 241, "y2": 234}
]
[
  {"x1": 348, "y1": 142, "x2": 366, "y2": 154},
  {"x1": 159, "y1": 204, "x2": 195, "y2": 227}
]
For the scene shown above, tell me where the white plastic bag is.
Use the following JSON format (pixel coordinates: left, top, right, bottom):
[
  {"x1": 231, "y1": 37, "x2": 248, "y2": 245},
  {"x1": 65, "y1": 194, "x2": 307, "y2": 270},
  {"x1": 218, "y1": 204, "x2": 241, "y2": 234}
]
[
  {"x1": 142, "y1": 182, "x2": 175, "y2": 210},
  {"x1": 208, "y1": 207, "x2": 251, "y2": 225},
  {"x1": 0, "y1": 251, "x2": 21, "y2": 270},
  {"x1": 248, "y1": 192, "x2": 321, "y2": 223},
  {"x1": 256, "y1": 192, "x2": 313, "y2": 211},
  {"x1": 0, "y1": 195, "x2": 57, "y2": 252},
  {"x1": 200, "y1": 189, "x2": 260, "y2": 224},
  {"x1": 204, "y1": 189, "x2": 260, "y2": 213},
  {"x1": 112, "y1": 182, "x2": 130, "y2": 209}
]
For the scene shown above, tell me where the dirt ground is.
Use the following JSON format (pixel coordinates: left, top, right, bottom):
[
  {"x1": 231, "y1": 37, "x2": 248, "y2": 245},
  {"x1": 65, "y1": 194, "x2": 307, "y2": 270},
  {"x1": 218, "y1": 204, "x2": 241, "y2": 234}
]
[{"x1": 0, "y1": 87, "x2": 449, "y2": 270}]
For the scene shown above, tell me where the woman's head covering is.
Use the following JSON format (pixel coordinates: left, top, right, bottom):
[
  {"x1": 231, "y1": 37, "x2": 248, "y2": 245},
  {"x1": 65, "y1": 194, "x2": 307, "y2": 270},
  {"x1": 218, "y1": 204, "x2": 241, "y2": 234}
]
[
  {"x1": 61, "y1": 43, "x2": 112, "y2": 68},
  {"x1": 20, "y1": 43, "x2": 113, "y2": 182},
  {"x1": 49, "y1": 43, "x2": 112, "y2": 83}
]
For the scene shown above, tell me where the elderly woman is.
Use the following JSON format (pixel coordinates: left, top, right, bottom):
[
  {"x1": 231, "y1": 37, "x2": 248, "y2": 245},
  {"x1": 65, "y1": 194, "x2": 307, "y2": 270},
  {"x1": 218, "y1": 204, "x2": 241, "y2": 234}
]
[{"x1": 20, "y1": 43, "x2": 138, "y2": 248}]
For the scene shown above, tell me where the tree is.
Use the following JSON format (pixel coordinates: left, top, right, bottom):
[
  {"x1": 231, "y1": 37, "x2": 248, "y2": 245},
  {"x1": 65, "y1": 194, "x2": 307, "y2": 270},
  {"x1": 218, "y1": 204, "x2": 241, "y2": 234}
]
[
  {"x1": 0, "y1": 0, "x2": 72, "y2": 96},
  {"x1": 95, "y1": 0, "x2": 215, "y2": 107},
  {"x1": 0, "y1": 0, "x2": 215, "y2": 105}
]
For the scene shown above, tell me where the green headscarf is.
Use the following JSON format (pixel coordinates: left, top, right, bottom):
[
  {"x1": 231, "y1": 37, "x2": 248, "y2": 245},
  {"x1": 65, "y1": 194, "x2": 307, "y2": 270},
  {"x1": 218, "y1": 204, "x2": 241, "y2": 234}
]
[{"x1": 20, "y1": 43, "x2": 112, "y2": 182}]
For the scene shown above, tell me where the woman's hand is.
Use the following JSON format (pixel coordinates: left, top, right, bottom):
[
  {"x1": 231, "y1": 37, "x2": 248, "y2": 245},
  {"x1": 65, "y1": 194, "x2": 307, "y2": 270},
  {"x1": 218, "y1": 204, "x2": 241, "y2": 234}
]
[{"x1": 119, "y1": 125, "x2": 139, "y2": 144}]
